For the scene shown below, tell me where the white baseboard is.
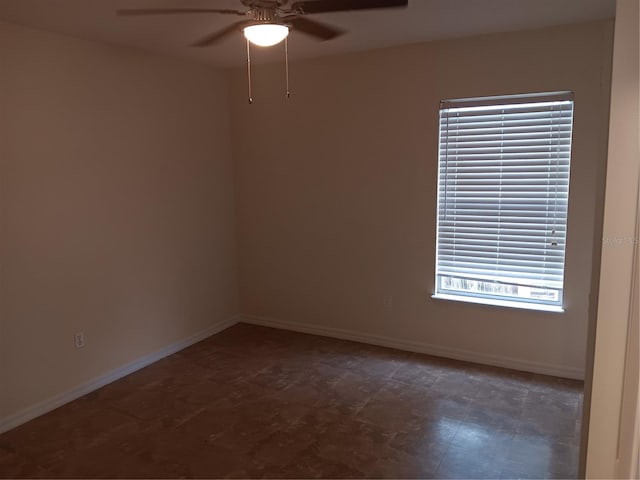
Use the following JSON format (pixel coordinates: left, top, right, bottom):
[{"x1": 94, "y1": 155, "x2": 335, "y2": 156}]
[
  {"x1": 0, "y1": 315, "x2": 240, "y2": 434},
  {"x1": 240, "y1": 314, "x2": 585, "y2": 380}
]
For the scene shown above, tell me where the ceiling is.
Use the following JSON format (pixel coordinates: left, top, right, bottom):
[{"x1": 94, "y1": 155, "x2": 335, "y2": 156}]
[{"x1": 0, "y1": 0, "x2": 616, "y2": 68}]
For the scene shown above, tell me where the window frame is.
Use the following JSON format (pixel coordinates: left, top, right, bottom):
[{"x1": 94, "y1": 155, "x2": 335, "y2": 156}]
[{"x1": 432, "y1": 91, "x2": 574, "y2": 313}]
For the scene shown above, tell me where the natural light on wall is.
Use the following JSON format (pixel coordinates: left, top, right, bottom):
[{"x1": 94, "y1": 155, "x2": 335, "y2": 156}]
[{"x1": 433, "y1": 92, "x2": 575, "y2": 312}]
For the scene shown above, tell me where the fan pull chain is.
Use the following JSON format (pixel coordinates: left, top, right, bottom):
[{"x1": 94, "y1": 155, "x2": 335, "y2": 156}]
[
  {"x1": 285, "y1": 37, "x2": 291, "y2": 99},
  {"x1": 246, "y1": 38, "x2": 253, "y2": 104}
]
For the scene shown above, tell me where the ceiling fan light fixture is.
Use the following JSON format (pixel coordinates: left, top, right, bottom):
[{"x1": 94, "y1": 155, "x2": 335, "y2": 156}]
[{"x1": 243, "y1": 23, "x2": 289, "y2": 47}]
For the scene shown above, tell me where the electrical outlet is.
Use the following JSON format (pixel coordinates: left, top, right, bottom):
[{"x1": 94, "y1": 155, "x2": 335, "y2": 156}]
[
  {"x1": 74, "y1": 332, "x2": 85, "y2": 349},
  {"x1": 383, "y1": 295, "x2": 393, "y2": 308}
]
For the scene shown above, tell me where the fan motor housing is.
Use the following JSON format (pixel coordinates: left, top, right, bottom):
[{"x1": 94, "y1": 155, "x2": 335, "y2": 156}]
[{"x1": 241, "y1": 0, "x2": 283, "y2": 10}]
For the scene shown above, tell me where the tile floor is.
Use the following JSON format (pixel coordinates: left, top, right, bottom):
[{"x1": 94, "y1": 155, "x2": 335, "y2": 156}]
[{"x1": 0, "y1": 323, "x2": 583, "y2": 479}]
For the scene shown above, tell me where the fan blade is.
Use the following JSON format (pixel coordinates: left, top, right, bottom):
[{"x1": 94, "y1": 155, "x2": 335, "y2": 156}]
[
  {"x1": 286, "y1": 16, "x2": 344, "y2": 40},
  {"x1": 290, "y1": 0, "x2": 407, "y2": 14},
  {"x1": 191, "y1": 21, "x2": 253, "y2": 47},
  {"x1": 117, "y1": 8, "x2": 246, "y2": 17}
]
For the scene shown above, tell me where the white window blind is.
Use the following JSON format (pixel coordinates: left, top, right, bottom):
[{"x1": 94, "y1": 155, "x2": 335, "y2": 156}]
[{"x1": 435, "y1": 92, "x2": 574, "y2": 309}]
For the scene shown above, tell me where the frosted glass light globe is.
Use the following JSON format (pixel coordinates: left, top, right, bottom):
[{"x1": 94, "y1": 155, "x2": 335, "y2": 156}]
[{"x1": 243, "y1": 24, "x2": 289, "y2": 47}]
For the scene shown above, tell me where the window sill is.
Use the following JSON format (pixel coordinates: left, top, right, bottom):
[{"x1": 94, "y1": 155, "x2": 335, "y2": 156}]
[{"x1": 431, "y1": 293, "x2": 564, "y2": 313}]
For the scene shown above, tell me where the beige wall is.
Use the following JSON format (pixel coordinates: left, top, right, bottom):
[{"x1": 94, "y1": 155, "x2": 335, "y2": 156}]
[
  {"x1": 585, "y1": 0, "x2": 640, "y2": 477},
  {"x1": 230, "y1": 21, "x2": 613, "y2": 378},
  {"x1": 0, "y1": 21, "x2": 238, "y2": 422}
]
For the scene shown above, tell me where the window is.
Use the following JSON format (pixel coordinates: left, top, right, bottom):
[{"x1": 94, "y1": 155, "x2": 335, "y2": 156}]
[{"x1": 434, "y1": 92, "x2": 574, "y2": 311}]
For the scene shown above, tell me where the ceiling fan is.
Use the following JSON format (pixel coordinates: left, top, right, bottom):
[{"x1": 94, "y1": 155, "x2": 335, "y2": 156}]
[
  {"x1": 117, "y1": 0, "x2": 409, "y2": 47},
  {"x1": 117, "y1": 0, "x2": 409, "y2": 102}
]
